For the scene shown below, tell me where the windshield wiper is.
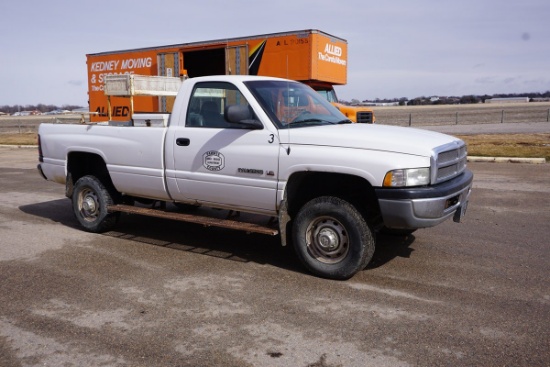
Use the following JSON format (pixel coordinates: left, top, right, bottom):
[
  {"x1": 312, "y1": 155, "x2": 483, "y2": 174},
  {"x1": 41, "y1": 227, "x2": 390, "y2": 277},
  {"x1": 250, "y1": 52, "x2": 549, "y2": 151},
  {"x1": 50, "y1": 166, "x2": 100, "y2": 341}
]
[
  {"x1": 288, "y1": 118, "x2": 351, "y2": 126},
  {"x1": 291, "y1": 118, "x2": 329, "y2": 125}
]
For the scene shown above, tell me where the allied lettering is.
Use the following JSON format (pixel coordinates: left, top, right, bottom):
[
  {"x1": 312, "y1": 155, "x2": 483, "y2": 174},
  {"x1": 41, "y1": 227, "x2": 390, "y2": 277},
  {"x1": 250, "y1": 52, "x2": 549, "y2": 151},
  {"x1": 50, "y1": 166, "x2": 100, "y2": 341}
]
[
  {"x1": 112, "y1": 106, "x2": 130, "y2": 117},
  {"x1": 324, "y1": 44, "x2": 342, "y2": 57},
  {"x1": 95, "y1": 106, "x2": 107, "y2": 117},
  {"x1": 318, "y1": 52, "x2": 347, "y2": 66},
  {"x1": 93, "y1": 106, "x2": 129, "y2": 117}
]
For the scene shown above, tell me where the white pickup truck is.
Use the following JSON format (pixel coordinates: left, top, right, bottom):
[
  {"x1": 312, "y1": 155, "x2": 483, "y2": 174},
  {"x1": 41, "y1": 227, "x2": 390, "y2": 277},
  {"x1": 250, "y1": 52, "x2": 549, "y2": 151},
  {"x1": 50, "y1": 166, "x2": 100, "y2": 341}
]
[{"x1": 38, "y1": 75, "x2": 473, "y2": 280}]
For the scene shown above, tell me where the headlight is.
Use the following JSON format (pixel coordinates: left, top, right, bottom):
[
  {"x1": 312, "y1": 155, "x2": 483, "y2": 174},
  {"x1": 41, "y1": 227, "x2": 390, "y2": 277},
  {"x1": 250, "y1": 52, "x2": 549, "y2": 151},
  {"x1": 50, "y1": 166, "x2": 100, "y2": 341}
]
[{"x1": 383, "y1": 168, "x2": 430, "y2": 187}]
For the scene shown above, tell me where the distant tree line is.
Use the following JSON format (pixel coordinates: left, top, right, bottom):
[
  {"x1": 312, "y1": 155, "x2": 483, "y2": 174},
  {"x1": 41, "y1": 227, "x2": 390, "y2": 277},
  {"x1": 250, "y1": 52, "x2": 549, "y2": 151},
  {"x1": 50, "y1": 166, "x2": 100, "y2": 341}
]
[
  {"x1": 4, "y1": 90, "x2": 550, "y2": 113},
  {"x1": 345, "y1": 91, "x2": 550, "y2": 106},
  {"x1": 0, "y1": 104, "x2": 84, "y2": 114}
]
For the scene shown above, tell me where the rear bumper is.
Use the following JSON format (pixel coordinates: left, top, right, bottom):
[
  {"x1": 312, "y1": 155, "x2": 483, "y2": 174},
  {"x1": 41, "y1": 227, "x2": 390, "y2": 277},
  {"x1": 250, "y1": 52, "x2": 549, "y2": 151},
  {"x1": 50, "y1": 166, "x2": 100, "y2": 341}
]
[{"x1": 375, "y1": 169, "x2": 473, "y2": 229}]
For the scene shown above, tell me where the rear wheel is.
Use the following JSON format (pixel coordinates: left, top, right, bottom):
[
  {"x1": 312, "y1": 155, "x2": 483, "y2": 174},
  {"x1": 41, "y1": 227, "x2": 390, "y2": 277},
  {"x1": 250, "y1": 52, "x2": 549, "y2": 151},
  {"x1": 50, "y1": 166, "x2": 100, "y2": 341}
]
[
  {"x1": 72, "y1": 175, "x2": 119, "y2": 233},
  {"x1": 292, "y1": 196, "x2": 375, "y2": 280}
]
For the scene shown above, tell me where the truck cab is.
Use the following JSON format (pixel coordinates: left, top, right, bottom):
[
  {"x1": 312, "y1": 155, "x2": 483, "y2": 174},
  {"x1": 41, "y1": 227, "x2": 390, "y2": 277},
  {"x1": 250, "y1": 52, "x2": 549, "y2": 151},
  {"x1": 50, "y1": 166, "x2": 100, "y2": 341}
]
[{"x1": 313, "y1": 85, "x2": 375, "y2": 124}]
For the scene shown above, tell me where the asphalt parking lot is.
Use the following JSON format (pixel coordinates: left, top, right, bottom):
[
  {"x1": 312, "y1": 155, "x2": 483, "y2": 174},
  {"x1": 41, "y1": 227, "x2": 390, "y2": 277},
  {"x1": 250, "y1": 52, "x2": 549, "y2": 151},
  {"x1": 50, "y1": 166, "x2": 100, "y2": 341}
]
[{"x1": 0, "y1": 146, "x2": 549, "y2": 367}]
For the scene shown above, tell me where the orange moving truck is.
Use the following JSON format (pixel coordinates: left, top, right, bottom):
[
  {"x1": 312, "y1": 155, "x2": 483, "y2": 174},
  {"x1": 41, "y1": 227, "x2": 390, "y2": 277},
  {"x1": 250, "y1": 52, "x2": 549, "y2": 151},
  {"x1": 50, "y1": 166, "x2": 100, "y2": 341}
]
[{"x1": 87, "y1": 29, "x2": 374, "y2": 123}]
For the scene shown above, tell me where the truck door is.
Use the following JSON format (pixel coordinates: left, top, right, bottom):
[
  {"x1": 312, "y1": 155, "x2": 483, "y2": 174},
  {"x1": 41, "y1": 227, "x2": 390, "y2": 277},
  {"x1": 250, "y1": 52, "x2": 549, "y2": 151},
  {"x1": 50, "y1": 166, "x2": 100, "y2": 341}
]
[
  {"x1": 168, "y1": 81, "x2": 280, "y2": 213},
  {"x1": 225, "y1": 45, "x2": 248, "y2": 75}
]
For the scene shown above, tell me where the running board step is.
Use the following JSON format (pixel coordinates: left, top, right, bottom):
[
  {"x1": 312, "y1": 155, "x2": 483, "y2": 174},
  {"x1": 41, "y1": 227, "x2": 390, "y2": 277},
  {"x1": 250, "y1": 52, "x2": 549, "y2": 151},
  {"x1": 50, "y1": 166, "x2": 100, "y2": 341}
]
[{"x1": 107, "y1": 204, "x2": 279, "y2": 236}]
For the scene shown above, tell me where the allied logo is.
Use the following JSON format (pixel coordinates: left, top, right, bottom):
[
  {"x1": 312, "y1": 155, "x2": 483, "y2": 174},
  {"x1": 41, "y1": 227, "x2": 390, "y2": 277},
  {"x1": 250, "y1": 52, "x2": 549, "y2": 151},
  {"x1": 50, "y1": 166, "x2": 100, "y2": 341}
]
[
  {"x1": 203, "y1": 151, "x2": 225, "y2": 171},
  {"x1": 319, "y1": 43, "x2": 346, "y2": 66},
  {"x1": 324, "y1": 44, "x2": 342, "y2": 57}
]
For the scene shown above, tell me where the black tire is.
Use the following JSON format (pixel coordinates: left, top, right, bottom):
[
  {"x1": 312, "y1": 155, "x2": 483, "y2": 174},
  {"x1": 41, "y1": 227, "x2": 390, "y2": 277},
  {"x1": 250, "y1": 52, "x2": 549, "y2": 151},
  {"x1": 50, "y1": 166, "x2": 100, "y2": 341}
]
[
  {"x1": 292, "y1": 196, "x2": 375, "y2": 280},
  {"x1": 72, "y1": 175, "x2": 119, "y2": 233}
]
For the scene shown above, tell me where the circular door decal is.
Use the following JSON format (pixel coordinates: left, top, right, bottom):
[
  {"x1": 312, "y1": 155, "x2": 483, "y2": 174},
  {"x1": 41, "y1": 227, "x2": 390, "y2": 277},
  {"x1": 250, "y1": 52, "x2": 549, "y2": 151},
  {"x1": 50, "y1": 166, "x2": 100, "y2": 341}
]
[{"x1": 203, "y1": 151, "x2": 225, "y2": 171}]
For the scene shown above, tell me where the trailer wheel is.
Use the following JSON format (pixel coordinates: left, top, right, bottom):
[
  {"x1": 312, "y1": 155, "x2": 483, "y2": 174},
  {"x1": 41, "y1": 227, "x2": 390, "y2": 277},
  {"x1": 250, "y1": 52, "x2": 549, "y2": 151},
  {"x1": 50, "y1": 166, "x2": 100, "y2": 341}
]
[
  {"x1": 292, "y1": 196, "x2": 375, "y2": 280},
  {"x1": 73, "y1": 175, "x2": 119, "y2": 233}
]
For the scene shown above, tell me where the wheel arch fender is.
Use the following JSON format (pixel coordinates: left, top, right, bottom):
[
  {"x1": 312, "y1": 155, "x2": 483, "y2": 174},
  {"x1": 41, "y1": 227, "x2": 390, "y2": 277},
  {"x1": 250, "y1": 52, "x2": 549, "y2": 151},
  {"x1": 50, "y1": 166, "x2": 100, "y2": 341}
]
[
  {"x1": 66, "y1": 151, "x2": 117, "y2": 199},
  {"x1": 283, "y1": 171, "x2": 382, "y2": 225}
]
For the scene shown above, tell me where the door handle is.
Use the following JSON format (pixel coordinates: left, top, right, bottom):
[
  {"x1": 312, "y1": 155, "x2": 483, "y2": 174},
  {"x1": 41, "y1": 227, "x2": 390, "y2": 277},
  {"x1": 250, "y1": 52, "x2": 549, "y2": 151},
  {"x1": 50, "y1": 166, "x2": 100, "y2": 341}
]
[{"x1": 176, "y1": 138, "x2": 190, "y2": 146}]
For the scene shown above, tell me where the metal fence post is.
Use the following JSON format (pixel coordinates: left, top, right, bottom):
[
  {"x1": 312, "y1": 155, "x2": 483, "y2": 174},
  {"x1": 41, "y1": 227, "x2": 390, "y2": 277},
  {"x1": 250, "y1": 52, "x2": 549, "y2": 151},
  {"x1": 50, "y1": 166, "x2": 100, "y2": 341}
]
[
  {"x1": 456, "y1": 112, "x2": 459, "y2": 125},
  {"x1": 408, "y1": 113, "x2": 412, "y2": 126}
]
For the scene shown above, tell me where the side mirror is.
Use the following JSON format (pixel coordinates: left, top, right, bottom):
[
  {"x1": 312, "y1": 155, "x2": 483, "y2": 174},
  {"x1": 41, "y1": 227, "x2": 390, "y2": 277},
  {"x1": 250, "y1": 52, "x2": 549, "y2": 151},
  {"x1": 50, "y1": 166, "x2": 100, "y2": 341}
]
[{"x1": 224, "y1": 105, "x2": 263, "y2": 129}]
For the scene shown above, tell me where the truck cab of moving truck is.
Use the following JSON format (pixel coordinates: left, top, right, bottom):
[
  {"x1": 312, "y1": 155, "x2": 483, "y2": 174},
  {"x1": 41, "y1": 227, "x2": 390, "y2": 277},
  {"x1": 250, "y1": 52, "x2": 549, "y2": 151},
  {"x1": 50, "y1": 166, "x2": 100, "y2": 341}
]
[{"x1": 311, "y1": 84, "x2": 375, "y2": 124}]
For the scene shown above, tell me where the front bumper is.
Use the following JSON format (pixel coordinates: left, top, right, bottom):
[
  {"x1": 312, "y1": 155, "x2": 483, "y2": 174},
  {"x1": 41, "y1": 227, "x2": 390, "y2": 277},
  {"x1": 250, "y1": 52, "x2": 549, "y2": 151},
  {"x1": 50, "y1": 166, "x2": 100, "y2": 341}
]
[{"x1": 375, "y1": 169, "x2": 473, "y2": 229}]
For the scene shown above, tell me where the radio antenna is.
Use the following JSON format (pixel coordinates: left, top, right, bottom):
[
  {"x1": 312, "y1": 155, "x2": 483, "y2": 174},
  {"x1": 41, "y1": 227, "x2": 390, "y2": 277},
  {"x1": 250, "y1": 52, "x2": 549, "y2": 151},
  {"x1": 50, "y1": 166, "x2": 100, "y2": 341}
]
[{"x1": 286, "y1": 55, "x2": 291, "y2": 155}]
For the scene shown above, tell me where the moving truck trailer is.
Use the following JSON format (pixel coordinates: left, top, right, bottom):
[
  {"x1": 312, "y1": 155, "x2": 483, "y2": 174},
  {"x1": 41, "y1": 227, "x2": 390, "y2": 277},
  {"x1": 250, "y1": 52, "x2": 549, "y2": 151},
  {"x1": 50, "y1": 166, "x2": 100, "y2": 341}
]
[{"x1": 86, "y1": 29, "x2": 375, "y2": 123}]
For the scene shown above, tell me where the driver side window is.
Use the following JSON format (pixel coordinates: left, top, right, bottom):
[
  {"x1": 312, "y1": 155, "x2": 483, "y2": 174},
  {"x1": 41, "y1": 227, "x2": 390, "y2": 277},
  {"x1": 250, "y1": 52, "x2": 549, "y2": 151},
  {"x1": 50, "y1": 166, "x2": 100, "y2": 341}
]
[{"x1": 186, "y1": 82, "x2": 254, "y2": 128}]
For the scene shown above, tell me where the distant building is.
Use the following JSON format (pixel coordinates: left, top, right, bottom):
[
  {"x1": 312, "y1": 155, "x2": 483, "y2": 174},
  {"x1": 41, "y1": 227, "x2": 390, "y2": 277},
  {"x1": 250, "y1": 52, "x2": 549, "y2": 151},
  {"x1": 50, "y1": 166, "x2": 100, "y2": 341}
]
[
  {"x1": 485, "y1": 97, "x2": 529, "y2": 104},
  {"x1": 370, "y1": 102, "x2": 400, "y2": 107}
]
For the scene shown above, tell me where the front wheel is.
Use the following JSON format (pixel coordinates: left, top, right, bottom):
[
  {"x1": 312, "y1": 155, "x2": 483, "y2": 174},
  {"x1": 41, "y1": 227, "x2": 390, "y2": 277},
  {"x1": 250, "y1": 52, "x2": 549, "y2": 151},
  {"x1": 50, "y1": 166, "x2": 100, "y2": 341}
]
[
  {"x1": 292, "y1": 196, "x2": 375, "y2": 280},
  {"x1": 72, "y1": 175, "x2": 119, "y2": 233}
]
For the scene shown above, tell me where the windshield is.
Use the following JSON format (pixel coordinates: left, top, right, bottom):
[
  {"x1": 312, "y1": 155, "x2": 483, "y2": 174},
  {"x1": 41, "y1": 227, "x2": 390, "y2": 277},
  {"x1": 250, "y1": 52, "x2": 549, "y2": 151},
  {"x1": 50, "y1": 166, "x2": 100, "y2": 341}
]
[
  {"x1": 244, "y1": 80, "x2": 350, "y2": 129},
  {"x1": 316, "y1": 88, "x2": 339, "y2": 103}
]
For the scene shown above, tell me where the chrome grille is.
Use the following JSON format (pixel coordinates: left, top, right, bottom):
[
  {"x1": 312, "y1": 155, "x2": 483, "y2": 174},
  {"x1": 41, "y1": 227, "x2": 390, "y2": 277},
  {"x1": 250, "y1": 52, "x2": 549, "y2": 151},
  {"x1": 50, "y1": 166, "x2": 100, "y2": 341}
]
[
  {"x1": 356, "y1": 111, "x2": 373, "y2": 124},
  {"x1": 432, "y1": 142, "x2": 468, "y2": 184}
]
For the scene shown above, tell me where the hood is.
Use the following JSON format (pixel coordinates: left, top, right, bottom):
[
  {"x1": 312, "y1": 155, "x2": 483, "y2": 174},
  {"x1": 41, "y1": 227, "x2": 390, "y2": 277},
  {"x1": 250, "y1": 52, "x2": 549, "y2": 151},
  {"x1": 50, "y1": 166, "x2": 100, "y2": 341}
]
[{"x1": 279, "y1": 124, "x2": 461, "y2": 157}]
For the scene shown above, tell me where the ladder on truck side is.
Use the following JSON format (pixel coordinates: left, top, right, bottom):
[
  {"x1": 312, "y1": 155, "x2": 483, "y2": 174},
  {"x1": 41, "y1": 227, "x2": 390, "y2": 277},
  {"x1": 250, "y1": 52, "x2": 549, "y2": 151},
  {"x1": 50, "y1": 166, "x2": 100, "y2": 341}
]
[{"x1": 103, "y1": 74, "x2": 183, "y2": 120}]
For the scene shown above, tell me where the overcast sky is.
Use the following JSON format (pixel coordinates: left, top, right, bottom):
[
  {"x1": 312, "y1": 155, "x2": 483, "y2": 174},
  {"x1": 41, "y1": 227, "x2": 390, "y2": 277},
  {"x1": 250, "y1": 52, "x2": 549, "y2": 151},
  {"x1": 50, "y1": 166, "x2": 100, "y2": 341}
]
[{"x1": 1, "y1": 0, "x2": 549, "y2": 107}]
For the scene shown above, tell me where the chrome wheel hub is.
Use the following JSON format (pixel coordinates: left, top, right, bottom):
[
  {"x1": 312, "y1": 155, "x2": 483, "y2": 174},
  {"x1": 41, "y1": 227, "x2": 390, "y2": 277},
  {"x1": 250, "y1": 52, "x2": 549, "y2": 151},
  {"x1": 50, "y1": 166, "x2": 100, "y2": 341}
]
[
  {"x1": 317, "y1": 228, "x2": 340, "y2": 251},
  {"x1": 306, "y1": 216, "x2": 349, "y2": 264},
  {"x1": 83, "y1": 195, "x2": 97, "y2": 213},
  {"x1": 78, "y1": 188, "x2": 99, "y2": 222}
]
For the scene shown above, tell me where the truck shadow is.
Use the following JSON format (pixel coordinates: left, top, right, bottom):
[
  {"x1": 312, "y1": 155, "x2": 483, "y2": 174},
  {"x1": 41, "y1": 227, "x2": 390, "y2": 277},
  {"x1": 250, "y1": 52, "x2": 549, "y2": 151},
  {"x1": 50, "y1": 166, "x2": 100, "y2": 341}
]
[
  {"x1": 19, "y1": 199, "x2": 415, "y2": 276},
  {"x1": 368, "y1": 233, "x2": 416, "y2": 269},
  {"x1": 105, "y1": 212, "x2": 303, "y2": 274},
  {"x1": 19, "y1": 198, "x2": 82, "y2": 230},
  {"x1": 19, "y1": 199, "x2": 302, "y2": 274}
]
